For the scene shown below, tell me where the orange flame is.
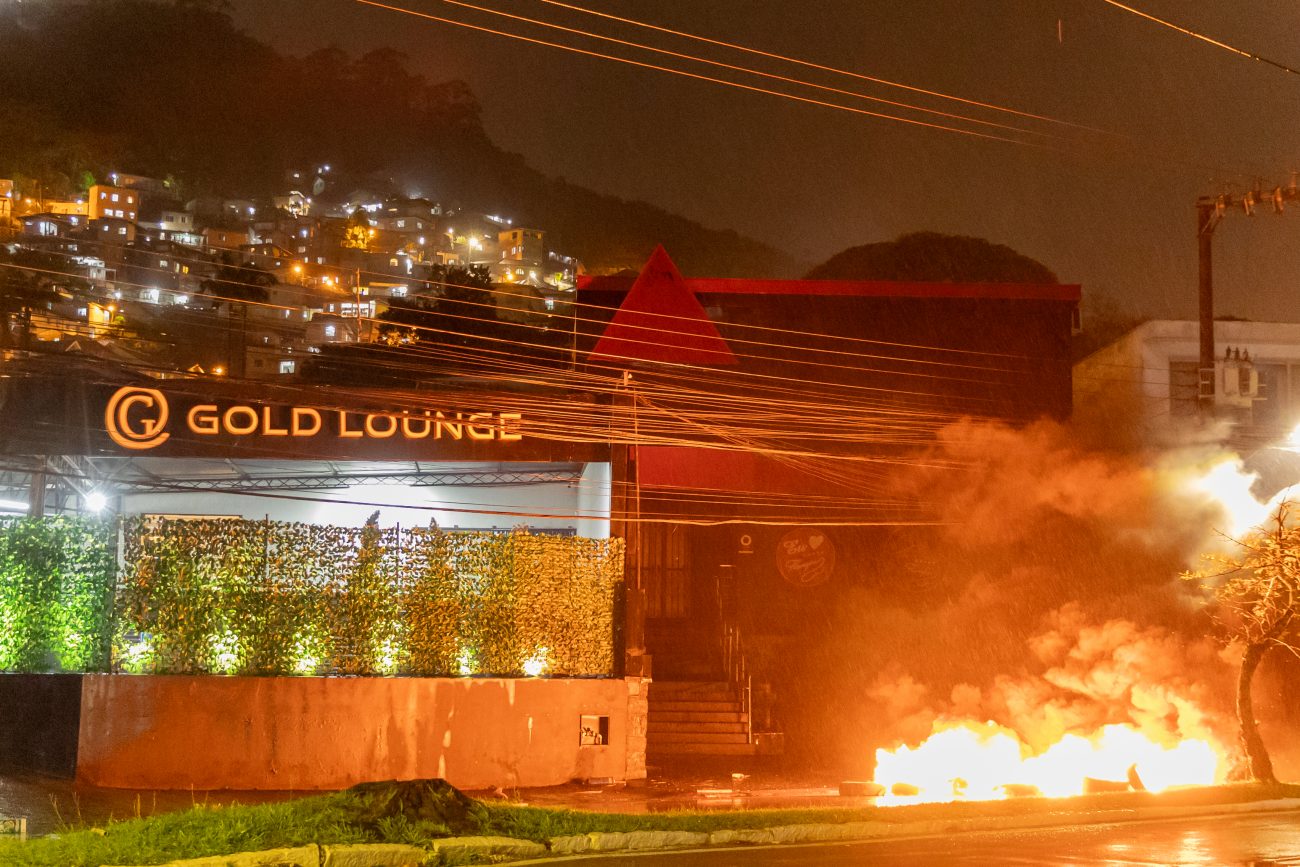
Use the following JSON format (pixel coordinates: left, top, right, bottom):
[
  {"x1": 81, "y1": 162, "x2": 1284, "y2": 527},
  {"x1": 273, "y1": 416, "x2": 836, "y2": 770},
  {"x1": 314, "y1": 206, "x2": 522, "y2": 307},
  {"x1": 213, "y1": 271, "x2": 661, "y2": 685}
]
[{"x1": 873, "y1": 720, "x2": 1226, "y2": 804}]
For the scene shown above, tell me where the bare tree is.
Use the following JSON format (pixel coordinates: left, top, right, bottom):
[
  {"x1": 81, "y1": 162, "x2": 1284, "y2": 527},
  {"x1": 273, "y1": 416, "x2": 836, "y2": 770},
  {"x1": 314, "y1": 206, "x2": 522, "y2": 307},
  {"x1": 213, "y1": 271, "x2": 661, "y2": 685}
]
[{"x1": 1188, "y1": 503, "x2": 1300, "y2": 783}]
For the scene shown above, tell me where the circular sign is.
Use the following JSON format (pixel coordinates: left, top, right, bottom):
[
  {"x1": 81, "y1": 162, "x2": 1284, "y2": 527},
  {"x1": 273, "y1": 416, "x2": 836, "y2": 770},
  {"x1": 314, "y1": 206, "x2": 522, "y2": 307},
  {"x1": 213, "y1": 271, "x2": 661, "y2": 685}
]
[
  {"x1": 776, "y1": 528, "x2": 835, "y2": 587},
  {"x1": 105, "y1": 386, "x2": 171, "y2": 450}
]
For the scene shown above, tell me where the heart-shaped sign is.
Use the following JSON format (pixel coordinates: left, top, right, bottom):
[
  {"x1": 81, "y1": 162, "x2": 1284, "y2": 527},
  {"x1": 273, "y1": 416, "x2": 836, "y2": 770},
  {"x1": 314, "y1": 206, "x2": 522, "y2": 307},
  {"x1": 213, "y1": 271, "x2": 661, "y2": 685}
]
[{"x1": 808, "y1": 532, "x2": 824, "y2": 549}]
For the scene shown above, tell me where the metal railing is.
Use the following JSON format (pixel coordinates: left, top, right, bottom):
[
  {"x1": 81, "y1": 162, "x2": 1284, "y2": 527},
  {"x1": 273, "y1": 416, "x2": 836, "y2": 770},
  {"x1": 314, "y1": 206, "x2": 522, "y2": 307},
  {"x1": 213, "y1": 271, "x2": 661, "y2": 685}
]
[{"x1": 714, "y1": 567, "x2": 753, "y2": 745}]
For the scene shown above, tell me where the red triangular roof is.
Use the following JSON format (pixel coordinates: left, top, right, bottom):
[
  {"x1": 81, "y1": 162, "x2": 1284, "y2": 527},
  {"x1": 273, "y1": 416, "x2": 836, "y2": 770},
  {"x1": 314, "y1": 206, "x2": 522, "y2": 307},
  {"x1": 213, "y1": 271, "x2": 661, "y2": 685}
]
[{"x1": 589, "y1": 246, "x2": 737, "y2": 366}]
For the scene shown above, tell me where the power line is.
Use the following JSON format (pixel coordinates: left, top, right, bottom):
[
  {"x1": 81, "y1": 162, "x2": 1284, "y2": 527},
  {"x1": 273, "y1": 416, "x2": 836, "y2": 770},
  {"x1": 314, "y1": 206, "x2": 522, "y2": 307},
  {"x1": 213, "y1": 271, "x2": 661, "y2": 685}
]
[
  {"x1": 537, "y1": 0, "x2": 1119, "y2": 136},
  {"x1": 1096, "y1": 0, "x2": 1300, "y2": 77},
  {"x1": 435, "y1": 0, "x2": 1060, "y2": 141},
  {"x1": 351, "y1": 0, "x2": 1052, "y2": 148}
]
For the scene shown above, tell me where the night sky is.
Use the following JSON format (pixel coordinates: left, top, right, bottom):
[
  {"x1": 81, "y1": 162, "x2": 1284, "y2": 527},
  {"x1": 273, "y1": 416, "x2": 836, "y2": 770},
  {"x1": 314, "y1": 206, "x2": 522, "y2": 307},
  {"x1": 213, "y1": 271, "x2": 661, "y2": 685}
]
[{"x1": 228, "y1": 0, "x2": 1299, "y2": 320}]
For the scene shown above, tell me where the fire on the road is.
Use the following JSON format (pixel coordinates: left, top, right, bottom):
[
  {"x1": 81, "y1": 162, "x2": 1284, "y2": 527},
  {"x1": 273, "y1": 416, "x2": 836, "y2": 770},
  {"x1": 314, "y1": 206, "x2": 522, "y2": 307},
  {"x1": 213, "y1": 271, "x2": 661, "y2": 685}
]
[
  {"x1": 872, "y1": 720, "x2": 1226, "y2": 804},
  {"x1": 868, "y1": 434, "x2": 1291, "y2": 806}
]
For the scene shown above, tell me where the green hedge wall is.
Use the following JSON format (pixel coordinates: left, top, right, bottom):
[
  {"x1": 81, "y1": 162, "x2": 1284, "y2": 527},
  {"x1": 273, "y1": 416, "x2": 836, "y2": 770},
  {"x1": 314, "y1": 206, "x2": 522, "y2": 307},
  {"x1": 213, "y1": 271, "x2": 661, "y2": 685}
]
[
  {"x1": 0, "y1": 517, "x2": 116, "y2": 673},
  {"x1": 0, "y1": 515, "x2": 624, "y2": 677}
]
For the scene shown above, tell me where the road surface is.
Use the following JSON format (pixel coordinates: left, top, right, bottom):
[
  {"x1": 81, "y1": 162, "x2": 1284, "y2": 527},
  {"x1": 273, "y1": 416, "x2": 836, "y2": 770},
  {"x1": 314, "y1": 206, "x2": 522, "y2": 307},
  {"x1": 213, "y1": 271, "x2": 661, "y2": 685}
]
[{"x1": 566, "y1": 810, "x2": 1300, "y2": 865}]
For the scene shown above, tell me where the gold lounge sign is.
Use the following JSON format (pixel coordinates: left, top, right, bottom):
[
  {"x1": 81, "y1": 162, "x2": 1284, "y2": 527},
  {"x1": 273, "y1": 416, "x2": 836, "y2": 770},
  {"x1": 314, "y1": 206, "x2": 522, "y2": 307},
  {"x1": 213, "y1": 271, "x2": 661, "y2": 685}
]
[{"x1": 105, "y1": 386, "x2": 523, "y2": 452}]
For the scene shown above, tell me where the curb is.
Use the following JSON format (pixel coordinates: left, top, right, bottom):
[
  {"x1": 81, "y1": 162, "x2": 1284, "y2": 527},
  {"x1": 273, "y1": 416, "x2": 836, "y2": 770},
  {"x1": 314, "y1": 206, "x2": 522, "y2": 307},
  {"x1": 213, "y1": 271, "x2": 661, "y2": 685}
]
[
  {"x1": 106, "y1": 836, "x2": 547, "y2": 867},
  {"x1": 537, "y1": 798, "x2": 1300, "y2": 860}
]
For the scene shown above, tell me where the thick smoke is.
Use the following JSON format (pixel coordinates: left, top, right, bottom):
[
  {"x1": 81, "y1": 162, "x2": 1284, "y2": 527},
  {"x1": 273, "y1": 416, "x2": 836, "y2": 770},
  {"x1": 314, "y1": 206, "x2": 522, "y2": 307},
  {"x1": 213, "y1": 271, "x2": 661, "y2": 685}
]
[{"x1": 780, "y1": 417, "x2": 1282, "y2": 777}]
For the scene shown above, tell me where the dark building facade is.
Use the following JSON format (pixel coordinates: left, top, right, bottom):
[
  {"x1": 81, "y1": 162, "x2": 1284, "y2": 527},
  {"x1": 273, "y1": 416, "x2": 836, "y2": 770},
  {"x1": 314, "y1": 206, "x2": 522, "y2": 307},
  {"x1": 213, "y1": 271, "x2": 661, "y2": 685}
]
[{"x1": 577, "y1": 247, "x2": 1080, "y2": 764}]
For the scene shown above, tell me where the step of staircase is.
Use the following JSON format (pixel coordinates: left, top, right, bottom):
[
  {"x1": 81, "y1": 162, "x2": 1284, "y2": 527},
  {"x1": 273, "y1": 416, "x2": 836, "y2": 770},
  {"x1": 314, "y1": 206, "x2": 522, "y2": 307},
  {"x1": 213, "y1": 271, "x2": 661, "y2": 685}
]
[
  {"x1": 646, "y1": 742, "x2": 760, "y2": 756},
  {"x1": 648, "y1": 700, "x2": 744, "y2": 714},
  {"x1": 649, "y1": 710, "x2": 747, "y2": 724},
  {"x1": 647, "y1": 720, "x2": 748, "y2": 734},
  {"x1": 647, "y1": 677, "x2": 758, "y2": 759},
  {"x1": 647, "y1": 731, "x2": 752, "y2": 745}
]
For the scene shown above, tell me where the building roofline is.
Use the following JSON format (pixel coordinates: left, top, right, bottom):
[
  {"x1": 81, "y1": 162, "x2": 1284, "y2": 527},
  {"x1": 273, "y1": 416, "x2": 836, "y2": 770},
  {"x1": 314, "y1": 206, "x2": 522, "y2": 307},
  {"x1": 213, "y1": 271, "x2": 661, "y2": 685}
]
[{"x1": 580, "y1": 274, "x2": 1080, "y2": 302}]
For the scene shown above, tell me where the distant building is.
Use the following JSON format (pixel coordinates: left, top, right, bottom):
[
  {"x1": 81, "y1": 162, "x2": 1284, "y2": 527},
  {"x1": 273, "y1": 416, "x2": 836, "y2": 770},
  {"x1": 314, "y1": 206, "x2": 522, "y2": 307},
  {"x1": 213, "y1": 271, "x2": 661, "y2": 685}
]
[
  {"x1": 108, "y1": 173, "x2": 168, "y2": 195},
  {"x1": 1074, "y1": 319, "x2": 1300, "y2": 449},
  {"x1": 90, "y1": 216, "x2": 137, "y2": 244},
  {"x1": 0, "y1": 179, "x2": 12, "y2": 230},
  {"x1": 22, "y1": 213, "x2": 84, "y2": 237},
  {"x1": 46, "y1": 200, "x2": 89, "y2": 217},
  {"x1": 88, "y1": 185, "x2": 139, "y2": 222},
  {"x1": 273, "y1": 191, "x2": 310, "y2": 217},
  {"x1": 495, "y1": 227, "x2": 545, "y2": 286},
  {"x1": 203, "y1": 226, "x2": 252, "y2": 251},
  {"x1": 138, "y1": 202, "x2": 201, "y2": 246}
]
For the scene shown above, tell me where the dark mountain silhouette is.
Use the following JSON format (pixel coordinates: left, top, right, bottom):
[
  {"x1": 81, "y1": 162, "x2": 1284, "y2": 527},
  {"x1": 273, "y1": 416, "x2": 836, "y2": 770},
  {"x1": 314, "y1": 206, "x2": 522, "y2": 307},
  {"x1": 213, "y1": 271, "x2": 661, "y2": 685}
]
[
  {"x1": 0, "y1": 0, "x2": 797, "y2": 277},
  {"x1": 806, "y1": 232, "x2": 1058, "y2": 284}
]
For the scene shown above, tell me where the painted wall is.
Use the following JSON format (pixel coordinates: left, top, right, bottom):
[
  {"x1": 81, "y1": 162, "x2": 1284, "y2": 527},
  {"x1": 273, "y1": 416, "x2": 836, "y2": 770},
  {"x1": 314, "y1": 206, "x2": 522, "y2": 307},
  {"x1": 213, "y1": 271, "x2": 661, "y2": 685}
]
[
  {"x1": 576, "y1": 460, "x2": 611, "y2": 539},
  {"x1": 77, "y1": 674, "x2": 639, "y2": 791}
]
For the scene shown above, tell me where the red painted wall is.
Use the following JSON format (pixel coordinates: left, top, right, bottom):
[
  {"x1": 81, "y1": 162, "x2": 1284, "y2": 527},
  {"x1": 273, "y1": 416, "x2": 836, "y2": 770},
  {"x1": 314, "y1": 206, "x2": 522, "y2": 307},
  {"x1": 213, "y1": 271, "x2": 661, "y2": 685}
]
[{"x1": 77, "y1": 675, "x2": 635, "y2": 790}]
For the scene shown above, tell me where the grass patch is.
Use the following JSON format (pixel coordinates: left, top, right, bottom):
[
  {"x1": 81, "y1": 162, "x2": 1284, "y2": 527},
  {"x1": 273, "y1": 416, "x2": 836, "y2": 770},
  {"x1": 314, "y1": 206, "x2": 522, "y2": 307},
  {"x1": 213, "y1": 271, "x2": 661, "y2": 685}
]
[
  {"x1": 0, "y1": 780, "x2": 1296, "y2": 867},
  {"x1": 0, "y1": 792, "x2": 372, "y2": 866}
]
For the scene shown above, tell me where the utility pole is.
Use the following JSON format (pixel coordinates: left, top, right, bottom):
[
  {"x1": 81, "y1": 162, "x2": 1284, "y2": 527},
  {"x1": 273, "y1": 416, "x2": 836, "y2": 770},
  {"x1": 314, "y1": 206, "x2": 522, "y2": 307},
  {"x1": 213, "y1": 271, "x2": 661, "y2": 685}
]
[
  {"x1": 354, "y1": 267, "x2": 363, "y2": 343},
  {"x1": 1194, "y1": 175, "x2": 1300, "y2": 418},
  {"x1": 1196, "y1": 198, "x2": 1220, "y2": 417}
]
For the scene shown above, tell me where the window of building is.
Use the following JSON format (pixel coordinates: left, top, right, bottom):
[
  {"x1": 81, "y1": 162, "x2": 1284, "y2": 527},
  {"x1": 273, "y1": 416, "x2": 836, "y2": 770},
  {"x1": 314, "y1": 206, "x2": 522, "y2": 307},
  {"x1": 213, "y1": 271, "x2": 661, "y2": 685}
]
[
  {"x1": 324, "y1": 324, "x2": 336, "y2": 337},
  {"x1": 111, "y1": 193, "x2": 120, "y2": 202},
  {"x1": 279, "y1": 360, "x2": 296, "y2": 375}
]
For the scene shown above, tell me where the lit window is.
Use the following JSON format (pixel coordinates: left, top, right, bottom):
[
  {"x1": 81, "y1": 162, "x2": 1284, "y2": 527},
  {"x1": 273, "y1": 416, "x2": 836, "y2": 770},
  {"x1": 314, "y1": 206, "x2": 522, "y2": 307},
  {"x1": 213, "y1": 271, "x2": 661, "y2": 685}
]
[
  {"x1": 111, "y1": 193, "x2": 120, "y2": 202},
  {"x1": 99, "y1": 192, "x2": 107, "y2": 200},
  {"x1": 397, "y1": 219, "x2": 406, "y2": 228},
  {"x1": 127, "y1": 196, "x2": 134, "y2": 204},
  {"x1": 118, "y1": 227, "x2": 127, "y2": 235},
  {"x1": 279, "y1": 360, "x2": 296, "y2": 374},
  {"x1": 324, "y1": 324, "x2": 336, "y2": 337}
]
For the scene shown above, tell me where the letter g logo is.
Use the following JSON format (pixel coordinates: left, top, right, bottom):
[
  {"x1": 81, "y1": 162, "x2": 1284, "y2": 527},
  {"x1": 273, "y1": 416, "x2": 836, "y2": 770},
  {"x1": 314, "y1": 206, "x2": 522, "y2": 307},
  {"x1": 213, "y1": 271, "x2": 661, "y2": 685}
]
[{"x1": 105, "y1": 387, "x2": 171, "y2": 450}]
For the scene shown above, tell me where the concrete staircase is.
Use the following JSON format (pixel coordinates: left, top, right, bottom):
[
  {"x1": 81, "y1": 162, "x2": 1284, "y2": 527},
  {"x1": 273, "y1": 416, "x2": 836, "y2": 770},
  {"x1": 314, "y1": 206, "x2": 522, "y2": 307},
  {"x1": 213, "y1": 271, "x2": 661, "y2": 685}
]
[{"x1": 646, "y1": 680, "x2": 756, "y2": 757}]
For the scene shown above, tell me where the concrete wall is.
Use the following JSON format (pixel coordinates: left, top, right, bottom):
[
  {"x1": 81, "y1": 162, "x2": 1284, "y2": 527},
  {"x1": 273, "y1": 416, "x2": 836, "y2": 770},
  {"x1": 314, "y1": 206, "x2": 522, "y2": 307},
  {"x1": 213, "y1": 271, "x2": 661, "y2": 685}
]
[{"x1": 77, "y1": 674, "x2": 643, "y2": 791}]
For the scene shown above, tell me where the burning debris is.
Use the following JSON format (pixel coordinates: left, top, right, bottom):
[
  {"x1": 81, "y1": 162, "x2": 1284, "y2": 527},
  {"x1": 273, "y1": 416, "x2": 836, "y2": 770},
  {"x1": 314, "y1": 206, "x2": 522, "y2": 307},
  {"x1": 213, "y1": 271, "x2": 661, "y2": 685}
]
[
  {"x1": 871, "y1": 719, "x2": 1224, "y2": 805},
  {"x1": 806, "y1": 417, "x2": 1300, "y2": 802}
]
